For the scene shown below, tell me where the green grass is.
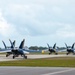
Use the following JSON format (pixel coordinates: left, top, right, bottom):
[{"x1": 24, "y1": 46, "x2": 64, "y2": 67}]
[{"x1": 0, "y1": 57, "x2": 75, "y2": 67}]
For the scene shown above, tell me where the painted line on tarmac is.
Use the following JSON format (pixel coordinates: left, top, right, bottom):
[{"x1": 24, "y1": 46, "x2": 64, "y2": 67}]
[{"x1": 42, "y1": 69, "x2": 75, "y2": 75}]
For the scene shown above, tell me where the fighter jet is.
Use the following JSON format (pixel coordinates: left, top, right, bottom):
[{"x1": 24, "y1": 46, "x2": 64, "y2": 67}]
[
  {"x1": 47, "y1": 43, "x2": 58, "y2": 55},
  {"x1": 11, "y1": 39, "x2": 29, "y2": 59},
  {"x1": 65, "y1": 43, "x2": 75, "y2": 55},
  {"x1": 0, "y1": 39, "x2": 29, "y2": 59}
]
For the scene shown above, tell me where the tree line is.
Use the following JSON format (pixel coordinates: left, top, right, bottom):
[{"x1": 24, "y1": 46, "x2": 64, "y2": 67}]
[{"x1": 29, "y1": 46, "x2": 66, "y2": 50}]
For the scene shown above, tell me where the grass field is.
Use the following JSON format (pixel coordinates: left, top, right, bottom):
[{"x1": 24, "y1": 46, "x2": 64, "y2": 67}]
[{"x1": 0, "y1": 57, "x2": 75, "y2": 67}]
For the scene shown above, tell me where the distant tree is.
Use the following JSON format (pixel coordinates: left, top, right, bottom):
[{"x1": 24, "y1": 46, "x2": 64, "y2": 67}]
[
  {"x1": 29, "y1": 46, "x2": 47, "y2": 50},
  {"x1": 39, "y1": 46, "x2": 47, "y2": 50},
  {"x1": 29, "y1": 46, "x2": 38, "y2": 50}
]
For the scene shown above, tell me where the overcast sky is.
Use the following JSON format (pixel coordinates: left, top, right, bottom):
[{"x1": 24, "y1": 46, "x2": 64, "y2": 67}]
[{"x1": 0, "y1": 0, "x2": 75, "y2": 47}]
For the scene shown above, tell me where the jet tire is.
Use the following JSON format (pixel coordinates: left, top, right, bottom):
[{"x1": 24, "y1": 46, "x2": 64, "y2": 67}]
[
  {"x1": 6, "y1": 54, "x2": 9, "y2": 57},
  {"x1": 55, "y1": 53, "x2": 58, "y2": 55},
  {"x1": 13, "y1": 56, "x2": 15, "y2": 59},
  {"x1": 66, "y1": 53, "x2": 69, "y2": 55},
  {"x1": 23, "y1": 55, "x2": 27, "y2": 59},
  {"x1": 25, "y1": 56, "x2": 27, "y2": 59}
]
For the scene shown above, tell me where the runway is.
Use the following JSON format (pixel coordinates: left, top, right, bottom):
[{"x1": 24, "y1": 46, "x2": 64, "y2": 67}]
[
  {"x1": 0, "y1": 54, "x2": 75, "y2": 61},
  {"x1": 0, "y1": 67, "x2": 75, "y2": 75}
]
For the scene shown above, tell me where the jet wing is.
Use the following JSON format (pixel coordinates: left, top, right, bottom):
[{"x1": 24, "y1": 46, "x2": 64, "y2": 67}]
[
  {"x1": 23, "y1": 49, "x2": 45, "y2": 53},
  {"x1": 0, "y1": 49, "x2": 11, "y2": 53},
  {"x1": 23, "y1": 50, "x2": 29, "y2": 54},
  {"x1": 59, "y1": 49, "x2": 66, "y2": 52}
]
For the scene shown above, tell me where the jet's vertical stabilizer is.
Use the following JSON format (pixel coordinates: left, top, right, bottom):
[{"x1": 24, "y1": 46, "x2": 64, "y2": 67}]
[
  {"x1": 72, "y1": 43, "x2": 75, "y2": 49},
  {"x1": 65, "y1": 43, "x2": 68, "y2": 49},
  {"x1": 12, "y1": 40, "x2": 15, "y2": 48},
  {"x1": 2, "y1": 41, "x2": 7, "y2": 49},
  {"x1": 53, "y1": 43, "x2": 56, "y2": 49},
  {"x1": 47, "y1": 43, "x2": 50, "y2": 49},
  {"x1": 9, "y1": 39, "x2": 15, "y2": 48},
  {"x1": 19, "y1": 39, "x2": 25, "y2": 49}
]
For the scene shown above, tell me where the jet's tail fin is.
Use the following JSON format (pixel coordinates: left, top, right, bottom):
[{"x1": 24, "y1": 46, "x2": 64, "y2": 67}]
[
  {"x1": 19, "y1": 39, "x2": 25, "y2": 49},
  {"x1": 9, "y1": 39, "x2": 15, "y2": 48},
  {"x1": 65, "y1": 43, "x2": 68, "y2": 49},
  {"x1": 2, "y1": 41, "x2": 7, "y2": 49},
  {"x1": 72, "y1": 43, "x2": 75, "y2": 49},
  {"x1": 53, "y1": 43, "x2": 56, "y2": 49},
  {"x1": 9, "y1": 39, "x2": 12, "y2": 46},
  {"x1": 12, "y1": 40, "x2": 15, "y2": 48},
  {"x1": 47, "y1": 43, "x2": 50, "y2": 49}
]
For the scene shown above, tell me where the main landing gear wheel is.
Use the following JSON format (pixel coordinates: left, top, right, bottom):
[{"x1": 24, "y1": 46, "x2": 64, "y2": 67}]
[
  {"x1": 25, "y1": 56, "x2": 27, "y2": 59},
  {"x1": 66, "y1": 53, "x2": 69, "y2": 55},
  {"x1": 49, "y1": 53, "x2": 51, "y2": 55},
  {"x1": 55, "y1": 53, "x2": 58, "y2": 55},
  {"x1": 13, "y1": 56, "x2": 15, "y2": 59},
  {"x1": 23, "y1": 55, "x2": 27, "y2": 59},
  {"x1": 6, "y1": 54, "x2": 9, "y2": 57}
]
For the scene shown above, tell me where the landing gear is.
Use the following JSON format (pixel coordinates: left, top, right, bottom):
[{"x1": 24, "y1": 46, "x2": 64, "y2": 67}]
[
  {"x1": 49, "y1": 53, "x2": 51, "y2": 55},
  {"x1": 25, "y1": 56, "x2": 27, "y2": 59},
  {"x1": 23, "y1": 55, "x2": 27, "y2": 59},
  {"x1": 13, "y1": 56, "x2": 15, "y2": 59},
  {"x1": 55, "y1": 53, "x2": 58, "y2": 55},
  {"x1": 66, "y1": 53, "x2": 69, "y2": 55},
  {"x1": 6, "y1": 54, "x2": 9, "y2": 57},
  {"x1": 6, "y1": 52, "x2": 12, "y2": 57}
]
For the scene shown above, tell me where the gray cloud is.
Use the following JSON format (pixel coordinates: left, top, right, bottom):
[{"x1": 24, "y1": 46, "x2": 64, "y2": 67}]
[{"x1": 0, "y1": 0, "x2": 75, "y2": 46}]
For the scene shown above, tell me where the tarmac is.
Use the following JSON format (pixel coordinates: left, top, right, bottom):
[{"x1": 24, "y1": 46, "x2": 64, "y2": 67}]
[
  {"x1": 0, "y1": 54, "x2": 75, "y2": 61},
  {"x1": 0, "y1": 67, "x2": 75, "y2": 75}
]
